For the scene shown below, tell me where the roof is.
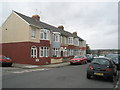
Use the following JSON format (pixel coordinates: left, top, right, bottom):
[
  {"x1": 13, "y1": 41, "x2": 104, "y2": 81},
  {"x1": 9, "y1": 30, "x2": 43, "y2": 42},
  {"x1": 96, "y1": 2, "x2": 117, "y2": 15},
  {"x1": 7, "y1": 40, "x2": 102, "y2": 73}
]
[
  {"x1": 93, "y1": 57, "x2": 111, "y2": 60},
  {"x1": 13, "y1": 11, "x2": 84, "y2": 41}
]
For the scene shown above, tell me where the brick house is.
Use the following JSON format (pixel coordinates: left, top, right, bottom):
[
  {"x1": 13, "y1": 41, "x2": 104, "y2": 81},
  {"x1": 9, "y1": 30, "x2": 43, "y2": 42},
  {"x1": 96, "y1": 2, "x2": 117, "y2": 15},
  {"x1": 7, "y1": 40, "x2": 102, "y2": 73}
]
[{"x1": 0, "y1": 11, "x2": 86, "y2": 65}]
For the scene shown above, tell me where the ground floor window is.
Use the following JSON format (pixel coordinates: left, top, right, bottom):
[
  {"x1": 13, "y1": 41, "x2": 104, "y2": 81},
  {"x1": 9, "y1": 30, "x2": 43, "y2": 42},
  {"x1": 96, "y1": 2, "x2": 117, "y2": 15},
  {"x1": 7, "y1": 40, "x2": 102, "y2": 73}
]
[
  {"x1": 31, "y1": 46, "x2": 37, "y2": 58},
  {"x1": 40, "y1": 47, "x2": 49, "y2": 57},
  {"x1": 68, "y1": 49, "x2": 74, "y2": 56},
  {"x1": 74, "y1": 50, "x2": 79, "y2": 56},
  {"x1": 63, "y1": 49, "x2": 67, "y2": 57},
  {"x1": 52, "y1": 48, "x2": 60, "y2": 57}
]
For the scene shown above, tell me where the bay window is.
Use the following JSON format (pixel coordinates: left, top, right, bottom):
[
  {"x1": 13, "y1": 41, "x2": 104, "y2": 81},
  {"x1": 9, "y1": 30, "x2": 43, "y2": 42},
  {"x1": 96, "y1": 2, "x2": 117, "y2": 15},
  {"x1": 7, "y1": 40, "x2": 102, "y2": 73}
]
[
  {"x1": 40, "y1": 29, "x2": 49, "y2": 40},
  {"x1": 68, "y1": 37, "x2": 73, "y2": 45},
  {"x1": 40, "y1": 47, "x2": 49, "y2": 57}
]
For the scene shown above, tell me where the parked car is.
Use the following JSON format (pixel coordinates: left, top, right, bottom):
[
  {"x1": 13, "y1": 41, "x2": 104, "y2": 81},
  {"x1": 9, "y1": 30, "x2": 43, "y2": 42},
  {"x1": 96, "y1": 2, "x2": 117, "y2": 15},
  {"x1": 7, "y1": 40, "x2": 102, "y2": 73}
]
[
  {"x1": 93, "y1": 54, "x2": 98, "y2": 58},
  {"x1": 106, "y1": 54, "x2": 120, "y2": 70},
  {"x1": 70, "y1": 55, "x2": 87, "y2": 65},
  {"x1": 86, "y1": 54, "x2": 93, "y2": 62},
  {"x1": 86, "y1": 57, "x2": 117, "y2": 82},
  {"x1": 0, "y1": 55, "x2": 13, "y2": 67}
]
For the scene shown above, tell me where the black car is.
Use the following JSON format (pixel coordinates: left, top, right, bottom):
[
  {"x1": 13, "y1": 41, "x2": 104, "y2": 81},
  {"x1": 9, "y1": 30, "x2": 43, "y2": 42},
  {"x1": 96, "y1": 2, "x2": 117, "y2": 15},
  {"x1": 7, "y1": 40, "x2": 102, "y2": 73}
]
[
  {"x1": 87, "y1": 57, "x2": 117, "y2": 82},
  {"x1": 106, "y1": 54, "x2": 120, "y2": 70}
]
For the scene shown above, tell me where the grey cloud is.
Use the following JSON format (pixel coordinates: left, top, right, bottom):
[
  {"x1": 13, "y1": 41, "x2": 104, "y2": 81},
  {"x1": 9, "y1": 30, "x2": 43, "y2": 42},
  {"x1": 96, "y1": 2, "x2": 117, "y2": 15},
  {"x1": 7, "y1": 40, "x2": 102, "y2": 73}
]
[{"x1": 1, "y1": 2, "x2": 118, "y2": 49}]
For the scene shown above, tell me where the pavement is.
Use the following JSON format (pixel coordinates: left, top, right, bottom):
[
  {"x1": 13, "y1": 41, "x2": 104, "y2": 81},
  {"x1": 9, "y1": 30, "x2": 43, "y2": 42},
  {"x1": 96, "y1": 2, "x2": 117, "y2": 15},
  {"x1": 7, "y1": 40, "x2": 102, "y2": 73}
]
[{"x1": 12, "y1": 62, "x2": 70, "y2": 69}]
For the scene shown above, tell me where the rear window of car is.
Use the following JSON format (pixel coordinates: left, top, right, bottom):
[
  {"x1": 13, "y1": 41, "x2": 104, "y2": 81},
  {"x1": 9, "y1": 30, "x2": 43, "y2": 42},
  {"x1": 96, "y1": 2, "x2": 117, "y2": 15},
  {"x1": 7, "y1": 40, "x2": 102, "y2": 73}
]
[
  {"x1": 92, "y1": 58, "x2": 110, "y2": 66},
  {"x1": 74, "y1": 56, "x2": 83, "y2": 58},
  {"x1": 106, "y1": 54, "x2": 118, "y2": 59}
]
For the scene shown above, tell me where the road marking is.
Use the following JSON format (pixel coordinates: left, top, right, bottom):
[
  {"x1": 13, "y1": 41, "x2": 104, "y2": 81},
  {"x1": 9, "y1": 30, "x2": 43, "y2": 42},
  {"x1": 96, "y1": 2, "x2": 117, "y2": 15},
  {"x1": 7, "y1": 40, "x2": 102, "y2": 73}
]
[{"x1": 13, "y1": 68, "x2": 49, "y2": 74}]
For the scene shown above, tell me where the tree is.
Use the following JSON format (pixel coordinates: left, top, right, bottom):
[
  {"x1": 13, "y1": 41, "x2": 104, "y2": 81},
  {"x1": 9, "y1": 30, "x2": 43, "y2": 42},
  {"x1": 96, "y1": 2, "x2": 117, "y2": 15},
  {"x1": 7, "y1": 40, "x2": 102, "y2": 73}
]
[{"x1": 86, "y1": 44, "x2": 91, "y2": 54}]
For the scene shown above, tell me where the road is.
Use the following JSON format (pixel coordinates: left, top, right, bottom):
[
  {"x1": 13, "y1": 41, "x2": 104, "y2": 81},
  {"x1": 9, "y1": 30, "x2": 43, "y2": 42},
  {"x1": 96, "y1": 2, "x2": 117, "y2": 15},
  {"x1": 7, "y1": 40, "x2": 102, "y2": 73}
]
[{"x1": 2, "y1": 63, "x2": 117, "y2": 88}]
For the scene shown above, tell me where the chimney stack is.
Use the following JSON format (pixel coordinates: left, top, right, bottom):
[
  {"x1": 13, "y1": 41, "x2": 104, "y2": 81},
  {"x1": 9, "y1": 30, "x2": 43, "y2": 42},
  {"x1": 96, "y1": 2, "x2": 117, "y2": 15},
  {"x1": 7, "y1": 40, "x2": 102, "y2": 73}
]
[
  {"x1": 73, "y1": 32, "x2": 77, "y2": 36},
  {"x1": 58, "y1": 25, "x2": 64, "y2": 30},
  {"x1": 32, "y1": 15, "x2": 40, "y2": 21}
]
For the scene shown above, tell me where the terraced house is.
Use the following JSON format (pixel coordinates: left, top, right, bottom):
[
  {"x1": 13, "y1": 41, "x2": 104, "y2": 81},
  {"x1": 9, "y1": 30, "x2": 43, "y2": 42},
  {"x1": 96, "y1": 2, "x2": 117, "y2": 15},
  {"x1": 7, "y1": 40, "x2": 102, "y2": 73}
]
[{"x1": 0, "y1": 11, "x2": 86, "y2": 65}]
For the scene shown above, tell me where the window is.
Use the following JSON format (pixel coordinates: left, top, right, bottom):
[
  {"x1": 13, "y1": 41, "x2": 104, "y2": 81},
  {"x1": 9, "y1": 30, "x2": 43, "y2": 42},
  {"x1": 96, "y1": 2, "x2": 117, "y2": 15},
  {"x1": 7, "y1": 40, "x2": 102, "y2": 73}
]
[
  {"x1": 60, "y1": 36, "x2": 63, "y2": 43},
  {"x1": 74, "y1": 38, "x2": 79, "y2": 46},
  {"x1": 31, "y1": 46, "x2": 37, "y2": 58},
  {"x1": 68, "y1": 37, "x2": 73, "y2": 45},
  {"x1": 40, "y1": 29, "x2": 49, "y2": 40},
  {"x1": 64, "y1": 37, "x2": 67, "y2": 44},
  {"x1": 40, "y1": 47, "x2": 49, "y2": 57},
  {"x1": 53, "y1": 34, "x2": 60, "y2": 42},
  {"x1": 63, "y1": 49, "x2": 67, "y2": 57},
  {"x1": 52, "y1": 48, "x2": 60, "y2": 57},
  {"x1": 31, "y1": 29, "x2": 36, "y2": 38}
]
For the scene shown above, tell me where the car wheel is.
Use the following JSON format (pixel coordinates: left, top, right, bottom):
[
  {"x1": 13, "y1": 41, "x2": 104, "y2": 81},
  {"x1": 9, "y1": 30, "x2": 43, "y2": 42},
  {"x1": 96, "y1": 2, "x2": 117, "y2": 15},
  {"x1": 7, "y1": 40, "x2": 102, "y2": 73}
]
[
  {"x1": 8, "y1": 63, "x2": 12, "y2": 67},
  {"x1": 81, "y1": 62, "x2": 83, "y2": 65},
  {"x1": 87, "y1": 74, "x2": 91, "y2": 79}
]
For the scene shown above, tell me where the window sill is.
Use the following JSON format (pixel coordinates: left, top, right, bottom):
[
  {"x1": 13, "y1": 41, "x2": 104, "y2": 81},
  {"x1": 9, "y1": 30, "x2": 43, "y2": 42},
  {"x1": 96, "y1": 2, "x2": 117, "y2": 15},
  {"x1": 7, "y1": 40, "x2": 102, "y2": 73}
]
[
  {"x1": 31, "y1": 38, "x2": 36, "y2": 39},
  {"x1": 40, "y1": 39, "x2": 49, "y2": 40}
]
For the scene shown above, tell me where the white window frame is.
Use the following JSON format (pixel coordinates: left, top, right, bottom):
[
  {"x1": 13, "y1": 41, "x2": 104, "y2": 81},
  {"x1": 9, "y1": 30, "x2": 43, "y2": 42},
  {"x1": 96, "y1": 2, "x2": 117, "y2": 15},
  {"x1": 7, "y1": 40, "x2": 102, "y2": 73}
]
[
  {"x1": 31, "y1": 46, "x2": 37, "y2": 58},
  {"x1": 74, "y1": 38, "x2": 79, "y2": 46},
  {"x1": 31, "y1": 29, "x2": 36, "y2": 39},
  {"x1": 40, "y1": 29, "x2": 49, "y2": 40},
  {"x1": 64, "y1": 37, "x2": 67, "y2": 44},
  {"x1": 52, "y1": 48, "x2": 60, "y2": 57},
  {"x1": 53, "y1": 34, "x2": 60, "y2": 42},
  {"x1": 68, "y1": 37, "x2": 73, "y2": 45},
  {"x1": 63, "y1": 49, "x2": 67, "y2": 57},
  {"x1": 39, "y1": 47, "x2": 49, "y2": 57},
  {"x1": 60, "y1": 36, "x2": 63, "y2": 43}
]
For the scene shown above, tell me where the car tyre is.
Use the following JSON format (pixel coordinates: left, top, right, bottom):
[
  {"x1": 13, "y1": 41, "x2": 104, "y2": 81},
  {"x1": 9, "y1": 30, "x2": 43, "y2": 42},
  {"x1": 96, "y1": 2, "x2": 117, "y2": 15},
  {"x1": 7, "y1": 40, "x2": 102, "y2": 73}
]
[
  {"x1": 8, "y1": 63, "x2": 12, "y2": 67},
  {"x1": 87, "y1": 73, "x2": 91, "y2": 79}
]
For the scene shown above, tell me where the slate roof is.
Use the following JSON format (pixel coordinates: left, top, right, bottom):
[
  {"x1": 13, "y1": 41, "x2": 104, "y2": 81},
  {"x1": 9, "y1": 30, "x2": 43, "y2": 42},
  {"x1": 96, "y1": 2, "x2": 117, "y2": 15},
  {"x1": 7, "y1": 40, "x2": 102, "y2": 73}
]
[{"x1": 13, "y1": 11, "x2": 84, "y2": 41}]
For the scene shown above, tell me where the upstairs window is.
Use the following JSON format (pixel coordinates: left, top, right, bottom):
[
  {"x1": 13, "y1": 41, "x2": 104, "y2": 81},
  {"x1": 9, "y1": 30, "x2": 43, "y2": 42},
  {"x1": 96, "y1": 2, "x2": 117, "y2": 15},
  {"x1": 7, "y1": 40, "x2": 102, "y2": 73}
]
[
  {"x1": 31, "y1": 46, "x2": 37, "y2": 58},
  {"x1": 40, "y1": 29, "x2": 49, "y2": 40},
  {"x1": 64, "y1": 37, "x2": 67, "y2": 44},
  {"x1": 31, "y1": 29, "x2": 36, "y2": 39},
  {"x1": 68, "y1": 37, "x2": 73, "y2": 45},
  {"x1": 60, "y1": 36, "x2": 63, "y2": 43},
  {"x1": 74, "y1": 38, "x2": 79, "y2": 46},
  {"x1": 53, "y1": 33, "x2": 60, "y2": 42}
]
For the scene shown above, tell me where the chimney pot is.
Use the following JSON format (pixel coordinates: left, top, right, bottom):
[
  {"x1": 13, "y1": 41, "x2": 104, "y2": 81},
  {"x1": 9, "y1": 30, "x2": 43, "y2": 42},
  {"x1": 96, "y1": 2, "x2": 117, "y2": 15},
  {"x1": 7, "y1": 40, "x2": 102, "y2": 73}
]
[
  {"x1": 73, "y1": 32, "x2": 77, "y2": 36},
  {"x1": 32, "y1": 15, "x2": 40, "y2": 21},
  {"x1": 58, "y1": 25, "x2": 64, "y2": 30}
]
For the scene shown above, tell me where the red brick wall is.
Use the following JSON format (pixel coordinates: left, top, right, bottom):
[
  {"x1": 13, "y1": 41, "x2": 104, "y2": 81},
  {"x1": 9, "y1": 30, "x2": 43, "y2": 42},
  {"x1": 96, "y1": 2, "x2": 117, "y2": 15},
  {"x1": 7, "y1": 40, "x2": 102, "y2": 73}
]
[
  {"x1": 67, "y1": 45, "x2": 75, "y2": 49},
  {"x1": 0, "y1": 41, "x2": 51, "y2": 65}
]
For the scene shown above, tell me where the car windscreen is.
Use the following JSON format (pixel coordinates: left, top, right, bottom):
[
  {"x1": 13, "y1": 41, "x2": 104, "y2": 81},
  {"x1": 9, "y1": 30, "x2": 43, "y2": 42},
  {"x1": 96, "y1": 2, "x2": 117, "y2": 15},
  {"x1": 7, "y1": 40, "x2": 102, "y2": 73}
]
[
  {"x1": 2, "y1": 56, "x2": 8, "y2": 59},
  {"x1": 74, "y1": 56, "x2": 83, "y2": 58},
  {"x1": 92, "y1": 58, "x2": 110, "y2": 66}
]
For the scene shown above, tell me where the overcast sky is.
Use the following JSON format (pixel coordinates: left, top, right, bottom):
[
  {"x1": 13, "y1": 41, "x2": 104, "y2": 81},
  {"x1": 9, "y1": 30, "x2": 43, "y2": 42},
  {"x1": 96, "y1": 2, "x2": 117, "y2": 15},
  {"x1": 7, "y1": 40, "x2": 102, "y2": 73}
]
[{"x1": 0, "y1": 0, "x2": 118, "y2": 49}]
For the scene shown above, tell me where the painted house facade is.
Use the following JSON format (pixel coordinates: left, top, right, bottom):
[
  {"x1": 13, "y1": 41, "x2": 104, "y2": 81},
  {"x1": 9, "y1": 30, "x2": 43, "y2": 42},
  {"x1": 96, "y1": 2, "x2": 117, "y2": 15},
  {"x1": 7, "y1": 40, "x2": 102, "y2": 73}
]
[{"x1": 0, "y1": 11, "x2": 86, "y2": 65}]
